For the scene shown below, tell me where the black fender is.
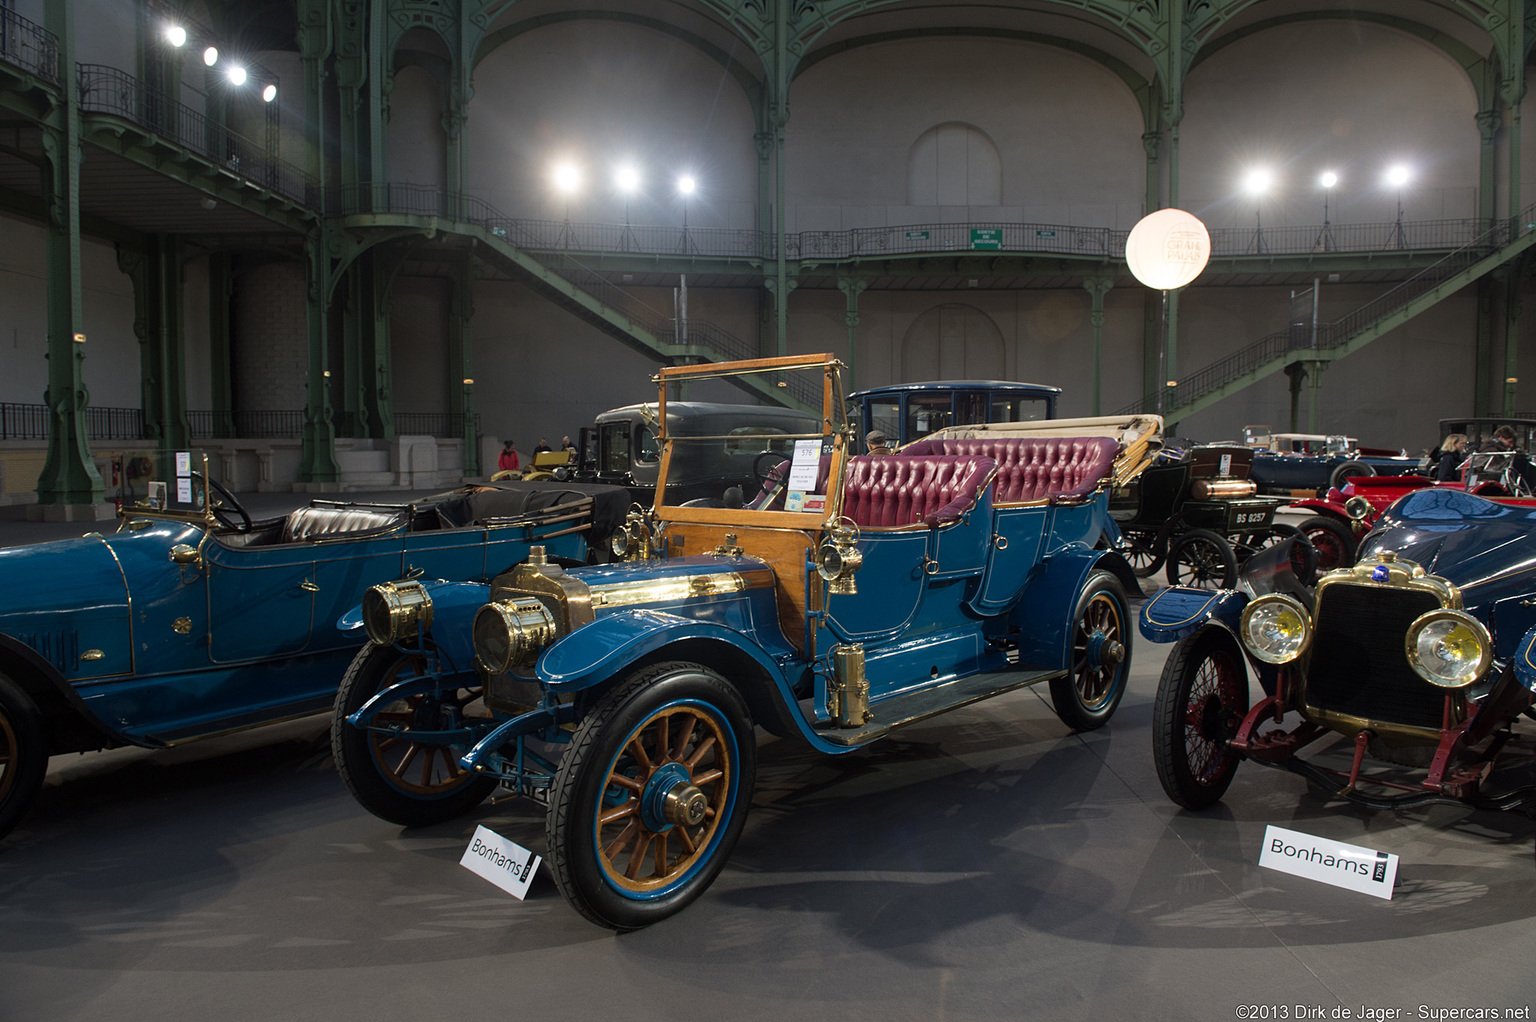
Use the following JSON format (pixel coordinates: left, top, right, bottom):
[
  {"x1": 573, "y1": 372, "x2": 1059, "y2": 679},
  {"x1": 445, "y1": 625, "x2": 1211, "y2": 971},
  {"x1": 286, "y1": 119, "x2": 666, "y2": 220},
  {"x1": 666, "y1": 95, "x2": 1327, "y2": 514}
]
[{"x1": 1093, "y1": 550, "x2": 1144, "y2": 600}]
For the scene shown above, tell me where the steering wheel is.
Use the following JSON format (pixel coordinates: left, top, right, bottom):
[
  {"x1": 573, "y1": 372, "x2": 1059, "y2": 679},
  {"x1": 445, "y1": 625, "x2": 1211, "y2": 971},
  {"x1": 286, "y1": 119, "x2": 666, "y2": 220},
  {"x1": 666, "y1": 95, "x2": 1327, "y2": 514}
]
[
  {"x1": 752, "y1": 451, "x2": 790, "y2": 492},
  {"x1": 195, "y1": 472, "x2": 253, "y2": 532}
]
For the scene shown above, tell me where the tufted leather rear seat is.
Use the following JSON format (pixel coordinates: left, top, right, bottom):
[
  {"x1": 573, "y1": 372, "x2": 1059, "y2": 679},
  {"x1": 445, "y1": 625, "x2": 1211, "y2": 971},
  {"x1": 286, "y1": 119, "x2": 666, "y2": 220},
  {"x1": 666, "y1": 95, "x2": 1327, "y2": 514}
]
[
  {"x1": 842, "y1": 455, "x2": 997, "y2": 528},
  {"x1": 900, "y1": 436, "x2": 1118, "y2": 503},
  {"x1": 281, "y1": 506, "x2": 409, "y2": 543}
]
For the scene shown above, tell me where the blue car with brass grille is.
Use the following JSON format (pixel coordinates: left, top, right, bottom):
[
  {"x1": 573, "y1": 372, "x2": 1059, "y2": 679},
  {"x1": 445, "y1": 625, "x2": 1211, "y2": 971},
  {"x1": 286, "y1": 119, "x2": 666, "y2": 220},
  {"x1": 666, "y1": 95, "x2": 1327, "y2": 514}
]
[
  {"x1": 333, "y1": 354, "x2": 1163, "y2": 930},
  {"x1": 1141, "y1": 486, "x2": 1536, "y2": 824},
  {"x1": 0, "y1": 461, "x2": 624, "y2": 842}
]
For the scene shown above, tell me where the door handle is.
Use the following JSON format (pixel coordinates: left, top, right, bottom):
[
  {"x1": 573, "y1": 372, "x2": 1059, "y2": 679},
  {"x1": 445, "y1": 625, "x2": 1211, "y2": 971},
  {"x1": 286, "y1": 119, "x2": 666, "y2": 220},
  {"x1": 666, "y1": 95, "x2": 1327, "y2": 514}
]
[{"x1": 300, "y1": 580, "x2": 320, "y2": 592}]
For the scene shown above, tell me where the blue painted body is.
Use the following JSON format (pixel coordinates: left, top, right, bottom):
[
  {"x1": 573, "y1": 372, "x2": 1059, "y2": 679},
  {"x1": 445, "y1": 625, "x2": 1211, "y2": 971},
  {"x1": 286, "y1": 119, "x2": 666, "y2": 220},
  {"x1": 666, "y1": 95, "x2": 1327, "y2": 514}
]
[
  {"x1": 1141, "y1": 487, "x2": 1536, "y2": 698},
  {"x1": 391, "y1": 481, "x2": 1132, "y2": 772},
  {"x1": 0, "y1": 501, "x2": 590, "y2": 751}
]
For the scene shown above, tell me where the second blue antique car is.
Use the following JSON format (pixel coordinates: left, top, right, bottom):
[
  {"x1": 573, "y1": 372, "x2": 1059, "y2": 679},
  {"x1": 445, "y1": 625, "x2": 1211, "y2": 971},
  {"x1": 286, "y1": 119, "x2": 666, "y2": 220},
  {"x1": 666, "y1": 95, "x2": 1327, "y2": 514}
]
[
  {"x1": 0, "y1": 458, "x2": 627, "y2": 842},
  {"x1": 1140, "y1": 486, "x2": 1536, "y2": 826},
  {"x1": 333, "y1": 354, "x2": 1161, "y2": 929}
]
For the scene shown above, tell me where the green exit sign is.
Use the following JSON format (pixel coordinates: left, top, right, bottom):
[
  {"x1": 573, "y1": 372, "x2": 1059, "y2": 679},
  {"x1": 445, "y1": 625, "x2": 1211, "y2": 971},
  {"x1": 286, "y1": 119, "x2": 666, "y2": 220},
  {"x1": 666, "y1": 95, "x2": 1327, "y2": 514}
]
[
  {"x1": 905, "y1": 230, "x2": 930, "y2": 240},
  {"x1": 970, "y1": 228, "x2": 1002, "y2": 250},
  {"x1": 1035, "y1": 229, "x2": 1056, "y2": 238}
]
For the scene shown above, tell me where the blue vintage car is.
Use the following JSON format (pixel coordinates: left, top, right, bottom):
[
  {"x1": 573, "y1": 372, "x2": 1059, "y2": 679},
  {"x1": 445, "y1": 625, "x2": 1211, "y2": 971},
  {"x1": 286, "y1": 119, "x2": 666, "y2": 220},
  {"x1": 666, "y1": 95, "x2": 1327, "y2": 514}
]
[
  {"x1": 0, "y1": 456, "x2": 627, "y2": 841},
  {"x1": 1243, "y1": 428, "x2": 1422, "y2": 496},
  {"x1": 1140, "y1": 486, "x2": 1536, "y2": 821},
  {"x1": 333, "y1": 354, "x2": 1162, "y2": 929}
]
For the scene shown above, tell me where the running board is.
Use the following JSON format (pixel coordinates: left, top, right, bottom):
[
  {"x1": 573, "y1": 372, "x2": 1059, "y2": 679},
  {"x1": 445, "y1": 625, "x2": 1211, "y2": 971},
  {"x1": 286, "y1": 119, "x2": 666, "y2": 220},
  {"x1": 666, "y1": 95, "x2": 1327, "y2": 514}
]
[{"x1": 811, "y1": 667, "x2": 1065, "y2": 747}]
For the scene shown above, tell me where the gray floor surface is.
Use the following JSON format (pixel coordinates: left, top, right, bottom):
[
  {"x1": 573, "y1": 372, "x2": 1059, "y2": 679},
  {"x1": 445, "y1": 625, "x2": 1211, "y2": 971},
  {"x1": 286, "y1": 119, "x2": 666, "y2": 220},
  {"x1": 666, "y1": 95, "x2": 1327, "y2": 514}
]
[{"x1": 1, "y1": 495, "x2": 1533, "y2": 1021}]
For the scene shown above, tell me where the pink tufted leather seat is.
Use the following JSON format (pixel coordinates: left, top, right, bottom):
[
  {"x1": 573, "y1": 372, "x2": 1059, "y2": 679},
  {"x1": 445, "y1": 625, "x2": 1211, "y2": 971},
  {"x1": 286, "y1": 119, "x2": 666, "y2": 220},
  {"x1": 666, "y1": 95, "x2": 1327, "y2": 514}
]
[
  {"x1": 900, "y1": 436, "x2": 1118, "y2": 503},
  {"x1": 842, "y1": 455, "x2": 996, "y2": 528}
]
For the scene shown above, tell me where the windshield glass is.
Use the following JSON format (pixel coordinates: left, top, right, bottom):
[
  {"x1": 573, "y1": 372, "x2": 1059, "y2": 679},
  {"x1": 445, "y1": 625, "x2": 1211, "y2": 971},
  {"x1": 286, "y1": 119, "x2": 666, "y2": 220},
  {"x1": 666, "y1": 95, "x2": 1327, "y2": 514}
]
[
  {"x1": 123, "y1": 449, "x2": 217, "y2": 517},
  {"x1": 654, "y1": 358, "x2": 841, "y2": 517}
]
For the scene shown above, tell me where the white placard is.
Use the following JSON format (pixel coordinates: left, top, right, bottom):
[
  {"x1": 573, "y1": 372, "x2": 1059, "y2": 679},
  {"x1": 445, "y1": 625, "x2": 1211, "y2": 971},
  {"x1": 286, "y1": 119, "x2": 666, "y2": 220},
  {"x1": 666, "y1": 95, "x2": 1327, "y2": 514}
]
[
  {"x1": 175, "y1": 451, "x2": 192, "y2": 477},
  {"x1": 176, "y1": 478, "x2": 193, "y2": 505},
  {"x1": 1258, "y1": 824, "x2": 1398, "y2": 900},
  {"x1": 787, "y1": 439, "x2": 821, "y2": 492},
  {"x1": 459, "y1": 825, "x2": 541, "y2": 900}
]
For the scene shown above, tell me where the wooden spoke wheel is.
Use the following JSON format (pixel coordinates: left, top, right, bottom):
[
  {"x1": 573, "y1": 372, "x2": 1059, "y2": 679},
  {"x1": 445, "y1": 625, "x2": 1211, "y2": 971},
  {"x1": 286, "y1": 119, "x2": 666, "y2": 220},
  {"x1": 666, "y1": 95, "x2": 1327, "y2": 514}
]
[
  {"x1": 1049, "y1": 571, "x2": 1132, "y2": 732},
  {"x1": 332, "y1": 644, "x2": 496, "y2": 827},
  {"x1": 547, "y1": 662, "x2": 755, "y2": 930},
  {"x1": 0, "y1": 673, "x2": 47, "y2": 842}
]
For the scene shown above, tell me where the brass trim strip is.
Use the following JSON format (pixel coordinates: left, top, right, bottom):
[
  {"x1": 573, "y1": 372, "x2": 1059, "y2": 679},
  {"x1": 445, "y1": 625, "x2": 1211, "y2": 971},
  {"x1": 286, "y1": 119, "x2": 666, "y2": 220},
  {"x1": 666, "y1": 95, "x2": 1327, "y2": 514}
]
[{"x1": 587, "y1": 569, "x2": 774, "y2": 609}]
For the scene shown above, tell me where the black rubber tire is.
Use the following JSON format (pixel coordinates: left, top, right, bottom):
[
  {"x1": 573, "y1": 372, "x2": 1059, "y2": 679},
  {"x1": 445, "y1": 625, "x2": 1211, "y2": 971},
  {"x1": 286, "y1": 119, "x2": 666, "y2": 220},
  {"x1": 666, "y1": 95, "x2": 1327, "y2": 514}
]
[
  {"x1": 546, "y1": 661, "x2": 755, "y2": 931},
  {"x1": 1152, "y1": 627, "x2": 1249, "y2": 810},
  {"x1": 1165, "y1": 528, "x2": 1239, "y2": 590},
  {"x1": 1123, "y1": 528, "x2": 1167, "y2": 577},
  {"x1": 0, "y1": 673, "x2": 48, "y2": 843},
  {"x1": 1296, "y1": 514, "x2": 1357, "y2": 573},
  {"x1": 331, "y1": 643, "x2": 497, "y2": 827},
  {"x1": 1328, "y1": 460, "x2": 1375, "y2": 489},
  {"x1": 1049, "y1": 572, "x2": 1132, "y2": 731}
]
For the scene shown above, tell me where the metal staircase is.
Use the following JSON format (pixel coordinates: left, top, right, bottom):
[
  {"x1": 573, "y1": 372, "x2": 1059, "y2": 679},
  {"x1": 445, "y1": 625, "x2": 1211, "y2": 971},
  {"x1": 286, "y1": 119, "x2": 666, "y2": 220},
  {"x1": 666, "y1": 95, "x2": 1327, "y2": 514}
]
[
  {"x1": 1118, "y1": 208, "x2": 1536, "y2": 421},
  {"x1": 338, "y1": 186, "x2": 814, "y2": 412}
]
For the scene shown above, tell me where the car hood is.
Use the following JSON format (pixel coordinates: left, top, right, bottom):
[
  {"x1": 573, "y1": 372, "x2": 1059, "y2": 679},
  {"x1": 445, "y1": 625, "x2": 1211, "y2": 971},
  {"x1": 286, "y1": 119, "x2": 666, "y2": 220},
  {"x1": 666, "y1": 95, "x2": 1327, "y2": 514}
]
[
  {"x1": 1363, "y1": 488, "x2": 1536, "y2": 616},
  {"x1": 0, "y1": 533, "x2": 131, "y2": 617}
]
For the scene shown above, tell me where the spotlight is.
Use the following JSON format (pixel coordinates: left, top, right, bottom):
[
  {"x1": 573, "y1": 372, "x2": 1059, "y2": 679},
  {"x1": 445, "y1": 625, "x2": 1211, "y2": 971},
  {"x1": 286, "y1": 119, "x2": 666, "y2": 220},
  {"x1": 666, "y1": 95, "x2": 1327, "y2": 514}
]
[
  {"x1": 1319, "y1": 171, "x2": 1338, "y2": 189},
  {"x1": 165, "y1": 25, "x2": 187, "y2": 47},
  {"x1": 227, "y1": 66, "x2": 247, "y2": 86},
  {"x1": 1242, "y1": 168, "x2": 1272, "y2": 196},
  {"x1": 615, "y1": 164, "x2": 641, "y2": 194},
  {"x1": 551, "y1": 160, "x2": 582, "y2": 196},
  {"x1": 1385, "y1": 164, "x2": 1411, "y2": 188},
  {"x1": 262, "y1": 84, "x2": 277, "y2": 103},
  {"x1": 677, "y1": 174, "x2": 697, "y2": 196},
  {"x1": 203, "y1": 46, "x2": 219, "y2": 66}
]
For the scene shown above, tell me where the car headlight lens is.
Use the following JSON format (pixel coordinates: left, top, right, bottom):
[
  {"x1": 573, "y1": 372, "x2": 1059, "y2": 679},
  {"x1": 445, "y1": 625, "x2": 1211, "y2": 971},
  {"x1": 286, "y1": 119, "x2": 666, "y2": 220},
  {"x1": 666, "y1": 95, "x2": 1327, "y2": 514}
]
[
  {"x1": 473, "y1": 597, "x2": 558, "y2": 674},
  {"x1": 1405, "y1": 610, "x2": 1490, "y2": 688},
  {"x1": 1344, "y1": 496, "x2": 1372, "y2": 521},
  {"x1": 610, "y1": 527, "x2": 630, "y2": 559},
  {"x1": 1239, "y1": 593, "x2": 1312, "y2": 664},
  {"x1": 362, "y1": 581, "x2": 433, "y2": 645}
]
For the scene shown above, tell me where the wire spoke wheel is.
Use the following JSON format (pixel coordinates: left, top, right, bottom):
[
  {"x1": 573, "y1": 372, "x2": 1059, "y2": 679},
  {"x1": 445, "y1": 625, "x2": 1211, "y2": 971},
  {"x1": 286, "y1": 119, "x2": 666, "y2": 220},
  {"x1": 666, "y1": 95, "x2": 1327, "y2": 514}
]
[
  {"x1": 1166, "y1": 528, "x2": 1238, "y2": 590},
  {"x1": 1152, "y1": 629, "x2": 1248, "y2": 809}
]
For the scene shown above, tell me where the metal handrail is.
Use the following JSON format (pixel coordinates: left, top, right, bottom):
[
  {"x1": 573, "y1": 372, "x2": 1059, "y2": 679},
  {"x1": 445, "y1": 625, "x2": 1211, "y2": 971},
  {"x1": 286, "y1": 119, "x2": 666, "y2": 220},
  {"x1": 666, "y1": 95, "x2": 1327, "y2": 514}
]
[
  {"x1": 0, "y1": 6, "x2": 59, "y2": 84},
  {"x1": 76, "y1": 63, "x2": 316, "y2": 207},
  {"x1": 1117, "y1": 210, "x2": 1535, "y2": 416}
]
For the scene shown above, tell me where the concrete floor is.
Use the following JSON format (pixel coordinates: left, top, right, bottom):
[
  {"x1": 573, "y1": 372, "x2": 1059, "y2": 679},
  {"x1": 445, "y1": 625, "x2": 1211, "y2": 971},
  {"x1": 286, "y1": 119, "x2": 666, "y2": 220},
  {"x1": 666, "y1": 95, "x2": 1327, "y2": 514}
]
[{"x1": 1, "y1": 497, "x2": 1534, "y2": 1021}]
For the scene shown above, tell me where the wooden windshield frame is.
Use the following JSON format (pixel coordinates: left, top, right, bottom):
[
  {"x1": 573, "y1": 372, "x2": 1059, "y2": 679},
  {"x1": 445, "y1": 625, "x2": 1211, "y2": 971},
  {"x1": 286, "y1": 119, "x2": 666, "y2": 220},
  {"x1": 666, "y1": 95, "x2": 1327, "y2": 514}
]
[{"x1": 652, "y1": 354, "x2": 850, "y2": 531}]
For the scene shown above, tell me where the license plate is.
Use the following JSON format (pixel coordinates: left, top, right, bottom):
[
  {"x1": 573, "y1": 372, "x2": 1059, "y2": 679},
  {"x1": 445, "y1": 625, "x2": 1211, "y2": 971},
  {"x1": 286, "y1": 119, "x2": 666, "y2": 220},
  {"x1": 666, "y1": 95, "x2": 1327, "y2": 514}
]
[{"x1": 1227, "y1": 504, "x2": 1275, "y2": 531}]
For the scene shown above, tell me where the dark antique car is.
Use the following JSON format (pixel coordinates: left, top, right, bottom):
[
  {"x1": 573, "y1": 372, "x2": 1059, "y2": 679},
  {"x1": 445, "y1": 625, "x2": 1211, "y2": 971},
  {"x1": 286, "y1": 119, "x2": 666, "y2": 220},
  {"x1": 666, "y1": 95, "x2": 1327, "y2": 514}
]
[
  {"x1": 1110, "y1": 440, "x2": 1292, "y2": 590},
  {"x1": 332, "y1": 354, "x2": 1160, "y2": 929},
  {"x1": 1285, "y1": 475, "x2": 1436, "y2": 571},
  {"x1": 1140, "y1": 486, "x2": 1536, "y2": 826},
  {"x1": 848, "y1": 379, "x2": 1061, "y2": 446},
  {"x1": 1242, "y1": 427, "x2": 1421, "y2": 496},
  {"x1": 0, "y1": 455, "x2": 625, "y2": 841},
  {"x1": 584, "y1": 401, "x2": 818, "y2": 505}
]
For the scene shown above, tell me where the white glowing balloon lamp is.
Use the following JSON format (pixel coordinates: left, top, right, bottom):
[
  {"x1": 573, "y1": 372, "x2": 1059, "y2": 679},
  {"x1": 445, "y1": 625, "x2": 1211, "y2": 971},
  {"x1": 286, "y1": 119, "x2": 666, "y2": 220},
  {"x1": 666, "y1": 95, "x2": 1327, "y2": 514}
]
[{"x1": 1125, "y1": 208, "x2": 1211, "y2": 291}]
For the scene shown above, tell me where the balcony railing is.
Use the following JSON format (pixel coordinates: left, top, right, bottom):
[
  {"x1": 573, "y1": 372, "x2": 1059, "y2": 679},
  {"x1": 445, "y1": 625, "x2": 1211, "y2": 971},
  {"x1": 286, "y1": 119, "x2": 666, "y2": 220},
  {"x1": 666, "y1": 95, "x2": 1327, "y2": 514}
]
[
  {"x1": 0, "y1": 6, "x2": 59, "y2": 85},
  {"x1": 76, "y1": 64, "x2": 316, "y2": 207},
  {"x1": 393, "y1": 412, "x2": 478, "y2": 438},
  {"x1": 339, "y1": 183, "x2": 1499, "y2": 263},
  {"x1": 1, "y1": 403, "x2": 145, "y2": 441},
  {"x1": 188, "y1": 409, "x2": 304, "y2": 439}
]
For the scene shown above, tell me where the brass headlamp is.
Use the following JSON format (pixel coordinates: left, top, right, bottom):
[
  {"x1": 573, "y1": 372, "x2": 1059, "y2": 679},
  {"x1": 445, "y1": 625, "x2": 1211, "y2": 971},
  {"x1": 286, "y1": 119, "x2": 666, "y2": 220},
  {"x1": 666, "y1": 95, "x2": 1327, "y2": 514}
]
[
  {"x1": 611, "y1": 504, "x2": 657, "y2": 562},
  {"x1": 1344, "y1": 495, "x2": 1372, "y2": 521},
  {"x1": 817, "y1": 517, "x2": 864, "y2": 596},
  {"x1": 362, "y1": 580, "x2": 434, "y2": 645}
]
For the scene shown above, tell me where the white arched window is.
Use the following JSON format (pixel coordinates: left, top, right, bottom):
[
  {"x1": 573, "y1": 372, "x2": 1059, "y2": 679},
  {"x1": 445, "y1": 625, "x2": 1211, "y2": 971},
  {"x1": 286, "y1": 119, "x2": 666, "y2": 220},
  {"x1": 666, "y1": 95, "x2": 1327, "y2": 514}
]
[{"x1": 907, "y1": 123, "x2": 1002, "y2": 206}]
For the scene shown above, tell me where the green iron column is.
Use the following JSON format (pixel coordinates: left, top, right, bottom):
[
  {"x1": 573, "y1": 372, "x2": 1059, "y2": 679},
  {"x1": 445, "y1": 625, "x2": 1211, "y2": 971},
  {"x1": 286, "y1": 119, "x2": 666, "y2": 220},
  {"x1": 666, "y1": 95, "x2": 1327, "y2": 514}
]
[
  {"x1": 449, "y1": 250, "x2": 478, "y2": 477},
  {"x1": 1083, "y1": 277, "x2": 1113, "y2": 415},
  {"x1": 837, "y1": 278, "x2": 867, "y2": 389},
  {"x1": 116, "y1": 235, "x2": 190, "y2": 449},
  {"x1": 36, "y1": 0, "x2": 105, "y2": 513},
  {"x1": 298, "y1": 2, "x2": 339, "y2": 484},
  {"x1": 372, "y1": 252, "x2": 396, "y2": 439},
  {"x1": 1504, "y1": 264, "x2": 1522, "y2": 415},
  {"x1": 1478, "y1": 108, "x2": 1499, "y2": 228}
]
